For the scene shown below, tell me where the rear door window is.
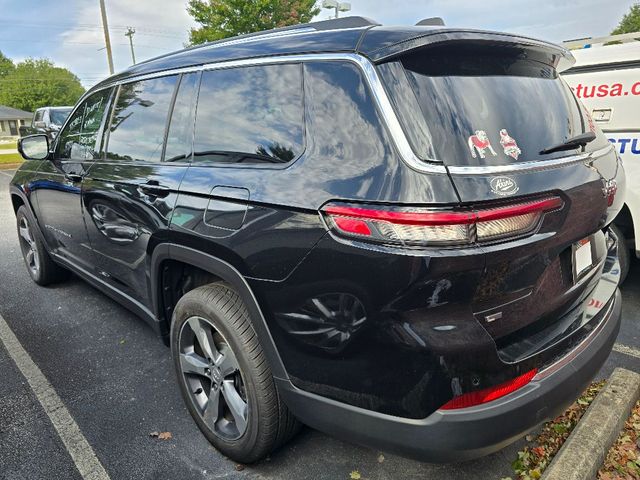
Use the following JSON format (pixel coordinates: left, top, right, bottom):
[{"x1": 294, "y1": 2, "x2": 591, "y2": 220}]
[
  {"x1": 378, "y1": 44, "x2": 611, "y2": 167},
  {"x1": 193, "y1": 63, "x2": 304, "y2": 164},
  {"x1": 164, "y1": 72, "x2": 199, "y2": 162},
  {"x1": 105, "y1": 75, "x2": 178, "y2": 162}
]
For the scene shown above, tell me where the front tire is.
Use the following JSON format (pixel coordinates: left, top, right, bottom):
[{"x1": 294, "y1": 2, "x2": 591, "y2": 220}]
[
  {"x1": 16, "y1": 206, "x2": 68, "y2": 286},
  {"x1": 170, "y1": 283, "x2": 300, "y2": 463}
]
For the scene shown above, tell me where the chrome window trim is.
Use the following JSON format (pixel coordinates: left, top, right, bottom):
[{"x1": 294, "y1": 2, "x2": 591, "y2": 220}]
[
  {"x1": 74, "y1": 52, "x2": 614, "y2": 175},
  {"x1": 447, "y1": 144, "x2": 615, "y2": 176}
]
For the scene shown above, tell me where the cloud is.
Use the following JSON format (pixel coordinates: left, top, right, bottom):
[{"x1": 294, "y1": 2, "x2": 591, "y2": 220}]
[
  {"x1": 0, "y1": 0, "x2": 636, "y2": 89},
  {"x1": 51, "y1": 0, "x2": 194, "y2": 87}
]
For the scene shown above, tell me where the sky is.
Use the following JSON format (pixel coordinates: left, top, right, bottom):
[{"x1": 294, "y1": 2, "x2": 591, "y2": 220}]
[{"x1": 0, "y1": 0, "x2": 636, "y2": 88}]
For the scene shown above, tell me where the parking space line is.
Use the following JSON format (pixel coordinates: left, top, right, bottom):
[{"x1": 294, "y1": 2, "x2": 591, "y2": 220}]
[
  {"x1": 613, "y1": 343, "x2": 640, "y2": 360},
  {"x1": 0, "y1": 170, "x2": 14, "y2": 177},
  {"x1": 0, "y1": 312, "x2": 111, "y2": 480}
]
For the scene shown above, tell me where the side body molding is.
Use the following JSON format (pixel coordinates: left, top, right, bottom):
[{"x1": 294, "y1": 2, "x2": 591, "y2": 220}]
[{"x1": 150, "y1": 243, "x2": 289, "y2": 380}]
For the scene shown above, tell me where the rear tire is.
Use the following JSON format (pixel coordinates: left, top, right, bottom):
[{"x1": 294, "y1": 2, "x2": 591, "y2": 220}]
[
  {"x1": 16, "y1": 206, "x2": 69, "y2": 286},
  {"x1": 170, "y1": 283, "x2": 300, "y2": 463},
  {"x1": 611, "y1": 224, "x2": 630, "y2": 284}
]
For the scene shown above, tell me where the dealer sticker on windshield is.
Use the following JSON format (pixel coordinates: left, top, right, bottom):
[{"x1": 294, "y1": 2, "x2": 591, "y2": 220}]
[{"x1": 573, "y1": 237, "x2": 593, "y2": 282}]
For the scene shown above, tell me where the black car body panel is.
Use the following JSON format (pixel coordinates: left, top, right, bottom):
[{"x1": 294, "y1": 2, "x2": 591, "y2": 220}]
[{"x1": 9, "y1": 17, "x2": 624, "y2": 462}]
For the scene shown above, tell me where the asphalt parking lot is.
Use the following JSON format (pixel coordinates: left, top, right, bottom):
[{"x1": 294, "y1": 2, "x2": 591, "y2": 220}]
[{"x1": 2, "y1": 168, "x2": 640, "y2": 480}]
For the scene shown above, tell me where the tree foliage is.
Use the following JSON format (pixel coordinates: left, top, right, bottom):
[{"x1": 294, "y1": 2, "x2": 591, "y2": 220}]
[
  {"x1": 0, "y1": 58, "x2": 85, "y2": 112},
  {"x1": 187, "y1": 0, "x2": 320, "y2": 45},
  {"x1": 0, "y1": 51, "x2": 14, "y2": 78},
  {"x1": 612, "y1": 3, "x2": 640, "y2": 35}
]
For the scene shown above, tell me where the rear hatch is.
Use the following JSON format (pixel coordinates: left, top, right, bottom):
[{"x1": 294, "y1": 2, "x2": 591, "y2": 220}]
[{"x1": 375, "y1": 34, "x2": 624, "y2": 361}]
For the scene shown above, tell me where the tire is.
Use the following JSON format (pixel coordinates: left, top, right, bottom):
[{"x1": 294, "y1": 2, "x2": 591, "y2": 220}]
[
  {"x1": 170, "y1": 283, "x2": 300, "y2": 463},
  {"x1": 611, "y1": 223, "x2": 630, "y2": 284},
  {"x1": 15, "y1": 206, "x2": 69, "y2": 286}
]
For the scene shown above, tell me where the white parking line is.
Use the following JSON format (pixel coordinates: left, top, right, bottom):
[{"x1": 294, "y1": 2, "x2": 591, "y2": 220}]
[
  {"x1": 0, "y1": 312, "x2": 110, "y2": 480},
  {"x1": 613, "y1": 343, "x2": 640, "y2": 360},
  {"x1": 0, "y1": 170, "x2": 14, "y2": 177}
]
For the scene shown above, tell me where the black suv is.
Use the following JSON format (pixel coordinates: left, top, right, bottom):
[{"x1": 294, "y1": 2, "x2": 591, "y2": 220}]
[{"x1": 10, "y1": 17, "x2": 625, "y2": 463}]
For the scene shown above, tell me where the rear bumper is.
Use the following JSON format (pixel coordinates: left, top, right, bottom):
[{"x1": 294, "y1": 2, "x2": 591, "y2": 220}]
[{"x1": 277, "y1": 287, "x2": 621, "y2": 462}]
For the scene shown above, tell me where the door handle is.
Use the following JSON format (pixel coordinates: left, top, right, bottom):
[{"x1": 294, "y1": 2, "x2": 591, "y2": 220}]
[
  {"x1": 138, "y1": 182, "x2": 171, "y2": 198},
  {"x1": 65, "y1": 173, "x2": 83, "y2": 183}
]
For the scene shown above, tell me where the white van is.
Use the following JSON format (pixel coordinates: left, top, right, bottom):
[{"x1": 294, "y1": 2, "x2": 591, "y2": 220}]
[{"x1": 563, "y1": 35, "x2": 640, "y2": 281}]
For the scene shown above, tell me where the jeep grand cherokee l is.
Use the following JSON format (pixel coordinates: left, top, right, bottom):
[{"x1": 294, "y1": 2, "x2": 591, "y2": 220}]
[{"x1": 10, "y1": 16, "x2": 624, "y2": 463}]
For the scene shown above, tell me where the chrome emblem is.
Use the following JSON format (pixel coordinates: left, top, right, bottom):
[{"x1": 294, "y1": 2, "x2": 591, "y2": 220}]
[{"x1": 490, "y1": 176, "x2": 519, "y2": 196}]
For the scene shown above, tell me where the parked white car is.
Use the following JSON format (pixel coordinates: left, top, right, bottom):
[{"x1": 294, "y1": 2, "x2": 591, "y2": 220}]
[{"x1": 563, "y1": 35, "x2": 640, "y2": 281}]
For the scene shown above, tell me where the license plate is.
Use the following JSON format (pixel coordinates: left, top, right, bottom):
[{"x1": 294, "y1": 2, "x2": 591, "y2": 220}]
[{"x1": 573, "y1": 237, "x2": 593, "y2": 281}]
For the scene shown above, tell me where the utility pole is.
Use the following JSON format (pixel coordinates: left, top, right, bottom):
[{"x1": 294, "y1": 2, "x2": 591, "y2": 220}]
[
  {"x1": 99, "y1": 0, "x2": 114, "y2": 75},
  {"x1": 125, "y1": 27, "x2": 136, "y2": 64}
]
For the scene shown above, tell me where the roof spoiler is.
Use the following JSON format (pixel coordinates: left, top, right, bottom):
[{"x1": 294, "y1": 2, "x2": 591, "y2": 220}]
[
  {"x1": 415, "y1": 17, "x2": 445, "y2": 26},
  {"x1": 366, "y1": 30, "x2": 575, "y2": 71}
]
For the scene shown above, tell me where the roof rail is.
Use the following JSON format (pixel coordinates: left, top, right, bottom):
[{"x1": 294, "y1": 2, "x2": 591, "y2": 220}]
[
  {"x1": 415, "y1": 17, "x2": 445, "y2": 26},
  {"x1": 563, "y1": 31, "x2": 640, "y2": 49},
  {"x1": 201, "y1": 16, "x2": 379, "y2": 48},
  {"x1": 307, "y1": 16, "x2": 380, "y2": 30},
  {"x1": 133, "y1": 16, "x2": 379, "y2": 69}
]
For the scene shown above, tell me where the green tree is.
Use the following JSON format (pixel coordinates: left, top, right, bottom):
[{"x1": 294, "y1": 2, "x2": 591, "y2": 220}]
[
  {"x1": 0, "y1": 51, "x2": 14, "y2": 78},
  {"x1": 612, "y1": 3, "x2": 640, "y2": 34},
  {"x1": 187, "y1": 0, "x2": 320, "y2": 45},
  {"x1": 0, "y1": 58, "x2": 85, "y2": 112}
]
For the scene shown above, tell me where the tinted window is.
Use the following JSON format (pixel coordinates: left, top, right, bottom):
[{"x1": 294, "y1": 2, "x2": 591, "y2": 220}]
[
  {"x1": 164, "y1": 73, "x2": 199, "y2": 162},
  {"x1": 106, "y1": 75, "x2": 178, "y2": 162},
  {"x1": 34, "y1": 110, "x2": 44, "y2": 122},
  {"x1": 57, "y1": 88, "x2": 112, "y2": 160},
  {"x1": 379, "y1": 44, "x2": 610, "y2": 167},
  {"x1": 193, "y1": 64, "x2": 303, "y2": 164}
]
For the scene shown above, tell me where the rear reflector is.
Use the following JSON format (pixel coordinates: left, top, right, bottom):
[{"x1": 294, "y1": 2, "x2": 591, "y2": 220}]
[
  {"x1": 439, "y1": 369, "x2": 538, "y2": 410},
  {"x1": 323, "y1": 197, "x2": 562, "y2": 246}
]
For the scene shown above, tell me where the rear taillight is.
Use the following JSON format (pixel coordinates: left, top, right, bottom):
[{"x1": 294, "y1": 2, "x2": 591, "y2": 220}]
[
  {"x1": 439, "y1": 369, "x2": 537, "y2": 410},
  {"x1": 322, "y1": 197, "x2": 562, "y2": 246}
]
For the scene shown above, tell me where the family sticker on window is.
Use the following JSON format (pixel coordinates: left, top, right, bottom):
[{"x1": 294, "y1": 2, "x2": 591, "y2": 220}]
[{"x1": 468, "y1": 129, "x2": 521, "y2": 160}]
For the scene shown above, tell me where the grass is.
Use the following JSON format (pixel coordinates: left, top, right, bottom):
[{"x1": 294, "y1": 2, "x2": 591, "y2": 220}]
[
  {"x1": 0, "y1": 152, "x2": 23, "y2": 164},
  {"x1": 0, "y1": 138, "x2": 18, "y2": 150}
]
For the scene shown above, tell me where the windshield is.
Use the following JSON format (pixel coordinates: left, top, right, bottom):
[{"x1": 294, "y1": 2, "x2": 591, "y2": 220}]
[
  {"x1": 50, "y1": 108, "x2": 72, "y2": 126},
  {"x1": 378, "y1": 43, "x2": 610, "y2": 166}
]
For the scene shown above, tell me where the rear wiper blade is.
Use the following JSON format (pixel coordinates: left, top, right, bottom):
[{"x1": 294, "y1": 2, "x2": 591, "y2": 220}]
[{"x1": 539, "y1": 132, "x2": 596, "y2": 155}]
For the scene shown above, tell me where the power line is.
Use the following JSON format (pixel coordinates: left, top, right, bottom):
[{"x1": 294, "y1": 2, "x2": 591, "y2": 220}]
[
  {"x1": 0, "y1": 39, "x2": 168, "y2": 49},
  {"x1": 0, "y1": 21, "x2": 185, "y2": 38}
]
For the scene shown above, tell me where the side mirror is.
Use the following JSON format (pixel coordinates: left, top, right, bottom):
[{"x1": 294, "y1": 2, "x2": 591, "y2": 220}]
[
  {"x1": 34, "y1": 121, "x2": 46, "y2": 129},
  {"x1": 18, "y1": 134, "x2": 49, "y2": 160}
]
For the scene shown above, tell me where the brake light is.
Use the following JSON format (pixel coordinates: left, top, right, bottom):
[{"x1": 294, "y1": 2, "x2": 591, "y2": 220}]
[
  {"x1": 439, "y1": 369, "x2": 537, "y2": 410},
  {"x1": 322, "y1": 197, "x2": 562, "y2": 246}
]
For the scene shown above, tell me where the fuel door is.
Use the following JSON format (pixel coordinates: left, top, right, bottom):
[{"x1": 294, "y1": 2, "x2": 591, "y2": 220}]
[{"x1": 202, "y1": 186, "x2": 250, "y2": 236}]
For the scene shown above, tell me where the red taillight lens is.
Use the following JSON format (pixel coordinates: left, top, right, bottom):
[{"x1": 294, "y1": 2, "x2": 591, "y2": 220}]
[
  {"x1": 322, "y1": 197, "x2": 562, "y2": 246},
  {"x1": 439, "y1": 369, "x2": 538, "y2": 410}
]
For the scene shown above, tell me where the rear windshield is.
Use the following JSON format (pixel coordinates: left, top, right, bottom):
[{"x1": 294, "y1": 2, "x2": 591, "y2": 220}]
[
  {"x1": 50, "y1": 108, "x2": 72, "y2": 126},
  {"x1": 378, "y1": 44, "x2": 610, "y2": 166}
]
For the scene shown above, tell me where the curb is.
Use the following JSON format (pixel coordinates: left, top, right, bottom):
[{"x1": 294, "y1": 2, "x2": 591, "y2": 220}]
[
  {"x1": 0, "y1": 163, "x2": 22, "y2": 170},
  {"x1": 542, "y1": 367, "x2": 640, "y2": 480}
]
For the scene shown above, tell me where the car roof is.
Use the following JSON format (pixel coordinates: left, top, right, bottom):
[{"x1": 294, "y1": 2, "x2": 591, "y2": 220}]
[
  {"x1": 91, "y1": 16, "x2": 570, "y2": 91},
  {"x1": 570, "y1": 42, "x2": 640, "y2": 68}
]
